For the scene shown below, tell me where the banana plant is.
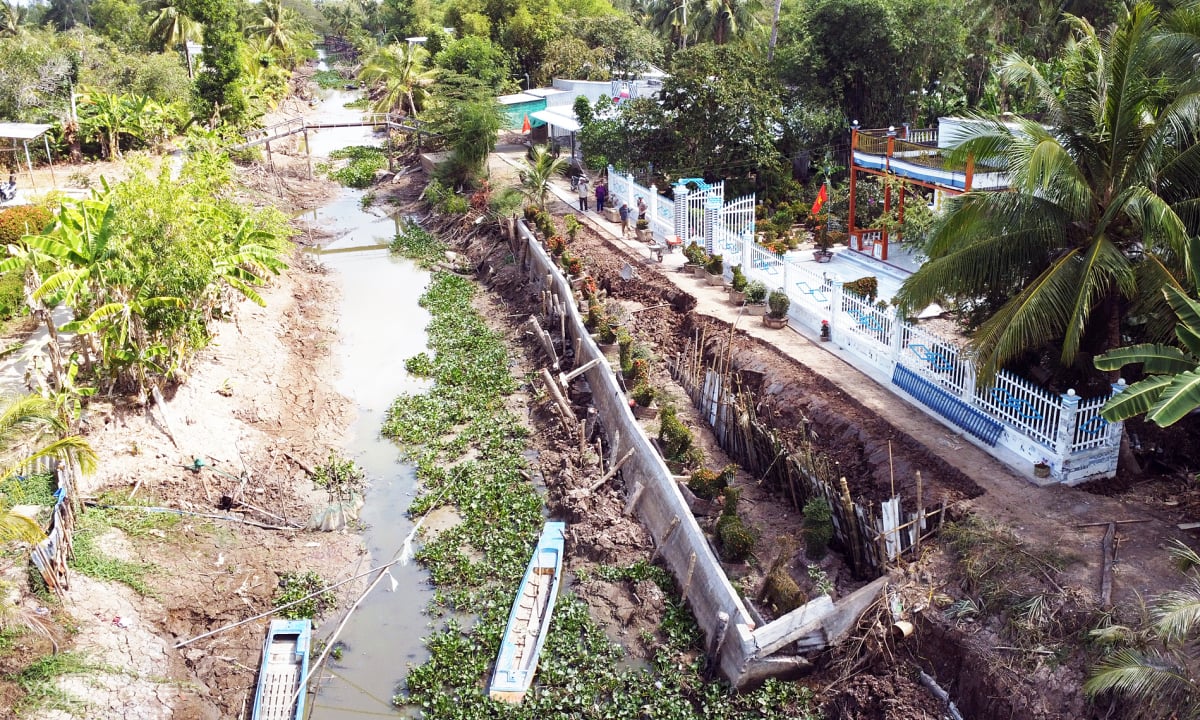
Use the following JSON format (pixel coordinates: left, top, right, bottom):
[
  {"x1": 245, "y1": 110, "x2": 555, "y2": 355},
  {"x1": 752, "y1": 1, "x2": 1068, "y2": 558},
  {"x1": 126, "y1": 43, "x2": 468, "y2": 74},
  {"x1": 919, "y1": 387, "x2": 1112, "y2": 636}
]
[{"x1": 1095, "y1": 285, "x2": 1200, "y2": 427}]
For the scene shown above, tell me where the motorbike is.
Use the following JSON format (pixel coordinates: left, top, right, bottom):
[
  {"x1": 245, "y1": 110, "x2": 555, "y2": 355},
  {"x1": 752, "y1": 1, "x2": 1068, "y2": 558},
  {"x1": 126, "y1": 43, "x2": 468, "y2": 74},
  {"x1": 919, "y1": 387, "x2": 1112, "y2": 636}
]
[{"x1": 0, "y1": 175, "x2": 15, "y2": 202}]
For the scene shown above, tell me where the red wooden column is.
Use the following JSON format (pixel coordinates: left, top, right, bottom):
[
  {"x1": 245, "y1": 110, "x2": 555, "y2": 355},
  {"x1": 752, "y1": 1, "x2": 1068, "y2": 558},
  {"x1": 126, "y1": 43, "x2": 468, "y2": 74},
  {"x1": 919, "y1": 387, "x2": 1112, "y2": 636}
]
[
  {"x1": 880, "y1": 126, "x2": 896, "y2": 260},
  {"x1": 848, "y1": 123, "x2": 859, "y2": 250}
]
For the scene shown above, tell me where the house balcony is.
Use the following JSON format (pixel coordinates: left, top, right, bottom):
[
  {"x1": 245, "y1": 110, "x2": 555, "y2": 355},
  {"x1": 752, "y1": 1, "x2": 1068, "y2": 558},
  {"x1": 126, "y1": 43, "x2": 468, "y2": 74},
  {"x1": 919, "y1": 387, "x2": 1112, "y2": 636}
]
[{"x1": 851, "y1": 126, "x2": 1008, "y2": 192}]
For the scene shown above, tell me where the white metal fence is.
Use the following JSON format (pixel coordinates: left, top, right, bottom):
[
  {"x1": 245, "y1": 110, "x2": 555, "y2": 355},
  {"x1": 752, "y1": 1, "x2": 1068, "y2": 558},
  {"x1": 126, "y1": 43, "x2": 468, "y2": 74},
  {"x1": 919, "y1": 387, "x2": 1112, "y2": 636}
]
[{"x1": 604, "y1": 167, "x2": 1122, "y2": 482}]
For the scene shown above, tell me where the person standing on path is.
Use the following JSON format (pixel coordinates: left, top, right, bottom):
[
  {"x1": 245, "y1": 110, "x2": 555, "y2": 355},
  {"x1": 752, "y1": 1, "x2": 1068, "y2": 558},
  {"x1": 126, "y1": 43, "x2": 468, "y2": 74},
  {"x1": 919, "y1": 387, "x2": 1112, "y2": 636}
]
[
  {"x1": 636, "y1": 195, "x2": 647, "y2": 221},
  {"x1": 618, "y1": 201, "x2": 631, "y2": 237},
  {"x1": 595, "y1": 180, "x2": 607, "y2": 212},
  {"x1": 577, "y1": 175, "x2": 591, "y2": 211}
]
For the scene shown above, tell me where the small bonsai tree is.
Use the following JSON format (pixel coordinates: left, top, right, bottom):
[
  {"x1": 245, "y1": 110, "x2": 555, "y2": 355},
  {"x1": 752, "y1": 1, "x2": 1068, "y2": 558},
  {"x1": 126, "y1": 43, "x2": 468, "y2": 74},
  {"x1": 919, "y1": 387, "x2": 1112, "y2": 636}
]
[
  {"x1": 547, "y1": 234, "x2": 566, "y2": 256},
  {"x1": 705, "y1": 253, "x2": 724, "y2": 276},
  {"x1": 631, "y1": 382, "x2": 655, "y2": 407},
  {"x1": 617, "y1": 328, "x2": 634, "y2": 374},
  {"x1": 716, "y1": 488, "x2": 759, "y2": 562},
  {"x1": 844, "y1": 276, "x2": 879, "y2": 301},
  {"x1": 759, "y1": 535, "x2": 803, "y2": 614},
  {"x1": 730, "y1": 265, "x2": 747, "y2": 292},
  {"x1": 683, "y1": 241, "x2": 708, "y2": 266},
  {"x1": 586, "y1": 300, "x2": 605, "y2": 330},
  {"x1": 523, "y1": 205, "x2": 539, "y2": 221},
  {"x1": 767, "y1": 289, "x2": 791, "y2": 319},
  {"x1": 636, "y1": 217, "x2": 649, "y2": 230},
  {"x1": 564, "y1": 214, "x2": 581, "y2": 242},
  {"x1": 658, "y1": 404, "x2": 702, "y2": 469},
  {"x1": 745, "y1": 281, "x2": 768, "y2": 305},
  {"x1": 597, "y1": 320, "x2": 617, "y2": 344},
  {"x1": 802, "y1": 497, "x2": 834, "y2": 559}
]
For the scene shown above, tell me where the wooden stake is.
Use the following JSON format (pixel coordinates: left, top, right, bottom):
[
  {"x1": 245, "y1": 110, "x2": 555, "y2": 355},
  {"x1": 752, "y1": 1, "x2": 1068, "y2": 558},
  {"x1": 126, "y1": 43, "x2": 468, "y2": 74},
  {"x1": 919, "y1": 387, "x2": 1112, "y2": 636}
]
[
  {"x1": 914, "y1": 470, "x2": 924, "y2": 555},
  {"x1": 623, "y1": 481, "x2": 645, "y2": 516},
  {"x1": 651, "y1": 517, "x2": 681, "y2": 563},
  {"x1": 590, "y1": 448, "x2": 636, "y2": 492},
  {"x1": 1100, "y1": 522, "x2": 1116, "y2": 608},
  {"x1": 680, "y1": 552, "x2": 697, "y2": 602},
  {"x1": 539, "y1": 368, "x2": 576, "y2": 433}
]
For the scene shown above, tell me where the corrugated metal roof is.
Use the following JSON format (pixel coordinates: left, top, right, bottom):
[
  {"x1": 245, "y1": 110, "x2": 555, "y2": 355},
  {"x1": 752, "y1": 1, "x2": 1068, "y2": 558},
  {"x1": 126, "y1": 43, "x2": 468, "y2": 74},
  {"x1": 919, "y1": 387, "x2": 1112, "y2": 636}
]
[{"x1": 0, "y1": 123, "x2": 51, "y2": 140}]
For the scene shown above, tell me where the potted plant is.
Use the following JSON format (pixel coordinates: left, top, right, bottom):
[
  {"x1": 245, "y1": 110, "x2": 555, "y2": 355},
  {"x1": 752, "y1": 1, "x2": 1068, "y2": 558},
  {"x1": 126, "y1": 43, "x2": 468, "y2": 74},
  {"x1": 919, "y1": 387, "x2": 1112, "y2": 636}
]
[
  {"x1": 705, "y1": 254, "x2": 725, "y2": 286},
  {"x1": 546, "y1": 234, "x2": 566, "y2": 256},
  {"x1": 683, "y1": 241, "x2": 709, "y2": 278},
  {"x1": 635, "y1": 218, "x2": 651, "y2": 242},
  {"x1": 1034, "y1": 459, "x2": 1051, "y2": 478},
  {"x1": 729, "y1": 265, "x2": 748, "y2": 304},
  {"x1": 813, "y1": 221, "x2": 835, "y2": 262},
  {"x1": 764, "y1": 288, "x2": 790, "y2": 328},
  {"x1": 629, "y1": 382, "x2": 658, "y2": 419},
  {"x1": 744, "y1": 281, "x2": 767, "y2": 316},
  {"x1": 564, "y1": 214, "x2": 581, "y2": 243}
]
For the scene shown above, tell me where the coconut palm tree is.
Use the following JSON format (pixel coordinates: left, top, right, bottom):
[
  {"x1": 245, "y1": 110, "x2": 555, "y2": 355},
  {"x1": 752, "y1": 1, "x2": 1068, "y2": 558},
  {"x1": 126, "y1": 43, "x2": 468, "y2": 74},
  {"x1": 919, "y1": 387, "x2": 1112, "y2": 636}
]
[
  {"x1": 1086, "y1": 541, "x2": 1200, "y2": 719},
  {"x1": 689, "y1": 0, "x2": 763, "y2": 45},
  {"x1": 518, "y1": 145, "x2": 568, "y2": 209},
  {"x1": 147, "y1": 0, "x2": 201, "y2": 51},
  {"x1": 0, "y1": 394, "x2": 96, "y2": 483},
  {"x1": 357, "y1": 43, "x2": 436, "y2": 116},
  {"x1": 647, "y1": 0, "x2": 689, "y2": 50},
  {"x1": 0, "y1": 0, "x2": 26, "y2": 37},
  {"x1": 894, "y1": 3, "x2": 1200, "y2": 384},
  {"x1": 249, "y1": 0, "x2": 301, "y2": 57}
]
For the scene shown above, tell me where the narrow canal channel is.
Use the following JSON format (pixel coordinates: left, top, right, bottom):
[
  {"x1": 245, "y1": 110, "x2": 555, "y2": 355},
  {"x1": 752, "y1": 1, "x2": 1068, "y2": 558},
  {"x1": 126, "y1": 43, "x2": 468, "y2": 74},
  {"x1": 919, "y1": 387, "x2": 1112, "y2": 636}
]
[{"x1": 301, "y1": 53, "x2": 436, "y2": 718}]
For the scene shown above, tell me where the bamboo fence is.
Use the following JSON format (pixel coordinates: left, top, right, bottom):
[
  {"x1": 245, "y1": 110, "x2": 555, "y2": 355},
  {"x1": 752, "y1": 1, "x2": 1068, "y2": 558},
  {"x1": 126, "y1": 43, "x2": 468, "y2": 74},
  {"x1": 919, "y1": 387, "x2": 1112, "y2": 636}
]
[
  {"x1": 670, "y1": 328, "x2": 946, "y2": 578},
  {"x1": 25, "y1": 456, "x2": 79, "y2": 598}
]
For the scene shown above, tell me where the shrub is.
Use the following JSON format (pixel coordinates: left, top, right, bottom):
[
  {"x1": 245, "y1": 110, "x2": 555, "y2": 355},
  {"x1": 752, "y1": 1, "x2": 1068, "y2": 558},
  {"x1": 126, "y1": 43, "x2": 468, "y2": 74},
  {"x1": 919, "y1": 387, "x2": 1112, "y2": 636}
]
[
  {"x1": 802, "y1": 497, "x2": 834, "y2": 559},
  {"x1": 631, "y1": 382, "x2": 655, "y2": 407},
  {"x1": 0, "y1": 273, "x2": 24, "y2": 321},
  {"x1": 731, "y1": 265, "x2": 747, "y2": 292},
  {"x1": 523, "y1": 205, "x2": 539, "y2": 221},
  {"x1": 844, "y1": 276, "x2": 879, "y2": 301},
  {"x1": 706, "y1": 254, "x2": 724, "y2": 275},
  {"x1": 627, "y1": 357, "x2": 650, "y2": 385},
  {"x1": 635, "y1": 218, "x2": 649, "y2": 230},
  {"x1": 564, "y1": 214, "x2": 581, "y2": 241},
  {"x1": 0, "y1": 205, "x2": 51, "y2": 245},
  {"x1": 683, "y1": 241, "x2": 707, "y2": 265},
  {"x1": 617, "y1": 328, "x2": 634, "y2": 374},
  {"x1": 768, "y1": 289, "x2": 791, "y2": 319},
  {"x1": 763, "y1": 566, "x2": 804, "y2": 613},
  {"x1": 597, "y1": 321, "x2": 617, "y2": 344},
  {"x1": 745, "y1": 281, "x2": 767, "y2": 304},
  {"x1": 586, "y1": 301, "x2": 605, "y2": 330},
  {"x1": 688, "y1": 467, "x2": 727, "y2": 500},
  {"x1": 658, "y1": 404, "x2": 701, "y2": 468},
  {"x1": 547, "y1": 235, "x2": 566, "y2": 256},
  {"x1": 716, "y1": 488, "x2": 758, "y2": 562}
]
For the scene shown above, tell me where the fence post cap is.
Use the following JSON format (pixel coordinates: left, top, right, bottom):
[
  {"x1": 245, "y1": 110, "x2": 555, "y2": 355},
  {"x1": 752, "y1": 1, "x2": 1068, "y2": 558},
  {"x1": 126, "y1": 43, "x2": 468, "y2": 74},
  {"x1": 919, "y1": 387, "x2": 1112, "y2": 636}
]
[{"x1": 1067, "y1": 388, "x2": 1076, "y2": 397}]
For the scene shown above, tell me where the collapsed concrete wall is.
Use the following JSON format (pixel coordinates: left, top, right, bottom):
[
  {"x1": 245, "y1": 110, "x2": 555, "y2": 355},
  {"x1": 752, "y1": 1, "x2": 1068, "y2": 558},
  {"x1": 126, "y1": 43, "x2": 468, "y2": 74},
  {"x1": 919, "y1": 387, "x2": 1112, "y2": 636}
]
[{"x1": 511, "y1": 219, "x2": 884, "y2": 687}]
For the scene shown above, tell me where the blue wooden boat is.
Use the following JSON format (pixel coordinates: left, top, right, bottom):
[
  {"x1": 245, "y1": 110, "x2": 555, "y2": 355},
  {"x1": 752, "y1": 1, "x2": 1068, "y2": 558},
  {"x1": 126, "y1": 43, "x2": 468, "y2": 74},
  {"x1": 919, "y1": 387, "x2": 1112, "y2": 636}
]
[
  {"x1": 251, "y1": 619, "x2": 312, "y2": 720},
  {"x1": 489, "y1": 521, "x2": 566, "y2": 703}
]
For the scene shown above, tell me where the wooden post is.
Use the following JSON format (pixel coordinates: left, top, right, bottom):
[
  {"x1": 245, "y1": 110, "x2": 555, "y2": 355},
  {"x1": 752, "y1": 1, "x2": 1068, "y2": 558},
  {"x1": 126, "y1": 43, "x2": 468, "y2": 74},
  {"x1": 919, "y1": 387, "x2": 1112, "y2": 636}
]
[
  {"x1": 1101, "y1": 522, "x2": 1116, "y2": 608},
  {"x1": 303, "y1": 126, "x2": 313, "y2": 179},
  {"x1": 539, "y1": 368, "x2": 576, "y2": 433},
  {"x1": 651, "y1": 516, "x2": 680, "y2": 563},
  {"x1": 914, "y1": 470, "x2": 924, "y2": 555},
  {"x1": 680, "y1": 551, "x2": 697, "y2": 602},
  {"x1": 591, "y1": 449, "x2": 636, "y2": 492},
  {"x1": 839, "y1": 477, "x2": 863, "y2": 574}
]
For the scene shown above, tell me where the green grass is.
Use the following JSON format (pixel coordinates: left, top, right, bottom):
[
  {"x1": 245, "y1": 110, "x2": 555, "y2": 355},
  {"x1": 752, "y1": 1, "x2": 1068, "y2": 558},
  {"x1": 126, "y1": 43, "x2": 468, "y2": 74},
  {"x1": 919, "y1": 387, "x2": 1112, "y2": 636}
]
[
  {"x1": 10, "y1": 652, "x2": 93, "y2": 714},
  {"x1": 0, "y1": 471, "x2": 58, "y2": 511},
  {"x1": 384, "y1": 271, "x2": 819, "y2": 718},
  {"x1": 70, "y1": 502, "x2": 170, "y2": 596}
]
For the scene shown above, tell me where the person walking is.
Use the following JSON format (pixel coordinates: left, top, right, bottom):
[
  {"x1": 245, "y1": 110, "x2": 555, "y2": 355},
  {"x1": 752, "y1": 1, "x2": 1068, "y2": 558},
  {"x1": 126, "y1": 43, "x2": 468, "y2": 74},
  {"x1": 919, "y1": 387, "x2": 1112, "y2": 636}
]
[
  {"x1": 577, "y1": 175, "x2": 591, "y2": 211},
  {"x1": 595, "y1": 180, "x2": 607, "y2": 212},
  {"x1": 618, "y1": 201, "x2": 631, "y2": 237},
  {"x1": 636, "y1": 195, "x2": 647, "y2": 221}
]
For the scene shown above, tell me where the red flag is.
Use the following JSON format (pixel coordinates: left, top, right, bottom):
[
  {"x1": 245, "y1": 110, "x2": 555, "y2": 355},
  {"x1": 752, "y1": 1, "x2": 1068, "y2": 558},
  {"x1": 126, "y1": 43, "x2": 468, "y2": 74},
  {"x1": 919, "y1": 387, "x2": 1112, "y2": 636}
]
[
  {"x1": 521, "y1": 114, "x2": 531, "y2": 133},
  {"x1": 810, "y1": 183, "x2": 828, "y2": 215}
]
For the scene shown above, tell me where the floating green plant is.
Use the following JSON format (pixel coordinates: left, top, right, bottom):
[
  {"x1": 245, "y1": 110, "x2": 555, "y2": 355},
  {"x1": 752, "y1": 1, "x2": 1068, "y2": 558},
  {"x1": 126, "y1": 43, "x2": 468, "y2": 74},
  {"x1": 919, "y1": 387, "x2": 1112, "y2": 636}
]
[{"x1": 383, "y1": 271, "x2": 817, "y2": 718}]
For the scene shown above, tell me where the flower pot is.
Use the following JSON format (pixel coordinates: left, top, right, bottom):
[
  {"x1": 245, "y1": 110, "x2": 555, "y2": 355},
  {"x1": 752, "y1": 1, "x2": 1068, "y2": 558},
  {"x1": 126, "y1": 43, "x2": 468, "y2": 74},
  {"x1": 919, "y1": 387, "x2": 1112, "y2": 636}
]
[
  {"x1": 729, "y1": 290, "x2": 746, "y2": 305},
  {"x1": 745, "y1": 303, "x2": 766, "y2": 316},
  {"x1": 636, "y1": 228, "x2": 652, "y2": 242},
  {"x1": 1034, "y1": 462, "x2": 1051, "y2": 478},
  {"x1": 763, "y1": 315, "x2": 788, "y2": 329},
  {"x1": 631, "y1": 404, "x2": 659, "y2": 420},
  {"x1": 605, "y1": 207, "x2": 621, "y2": 223},
  {"x1": 598, "y1": 342, "x2": 619, "y2": 363},
  {"x1": 706, "y1": 272, "x2": 725, "y2": 286},
  {"x1": 814, "y1": 249, "x2": 834, "y2": 263},
  {"x1": 691, "y1": 265, "x2": 708, "y2": 278}
]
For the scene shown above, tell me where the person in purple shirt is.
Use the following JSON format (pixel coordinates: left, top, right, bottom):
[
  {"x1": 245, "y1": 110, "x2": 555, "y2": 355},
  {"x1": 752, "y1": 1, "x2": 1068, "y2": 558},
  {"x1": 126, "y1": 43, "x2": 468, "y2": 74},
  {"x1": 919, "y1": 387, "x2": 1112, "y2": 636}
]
[{"x1": 595, "y1": 181, "x2": 607, "y2": 212}]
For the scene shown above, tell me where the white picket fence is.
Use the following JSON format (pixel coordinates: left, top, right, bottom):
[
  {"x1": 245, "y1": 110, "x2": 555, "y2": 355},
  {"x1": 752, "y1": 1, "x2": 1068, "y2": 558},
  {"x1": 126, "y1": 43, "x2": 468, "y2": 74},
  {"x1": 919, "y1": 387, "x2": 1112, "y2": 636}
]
[{"x1": 605, "y1": 166, "x2": 1123, "y2": 484}]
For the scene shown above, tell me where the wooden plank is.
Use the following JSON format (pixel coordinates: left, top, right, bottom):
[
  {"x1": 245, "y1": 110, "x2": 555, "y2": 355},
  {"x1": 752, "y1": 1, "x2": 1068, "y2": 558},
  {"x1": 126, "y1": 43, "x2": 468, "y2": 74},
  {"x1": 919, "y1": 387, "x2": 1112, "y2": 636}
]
[{"x1": 749, "y1": 595, "x2": 835, "y2": 658}]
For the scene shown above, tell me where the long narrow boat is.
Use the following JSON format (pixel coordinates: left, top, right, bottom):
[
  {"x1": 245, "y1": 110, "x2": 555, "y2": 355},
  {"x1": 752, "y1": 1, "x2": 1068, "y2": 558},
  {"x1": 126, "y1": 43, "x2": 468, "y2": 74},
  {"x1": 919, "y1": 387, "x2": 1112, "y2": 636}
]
[
  {"x1": 489, "y1": 520, "x2": 567, "y2": 703},
  {"x1": 251, "y1": 618, "x2": 312, "y2": 720}
]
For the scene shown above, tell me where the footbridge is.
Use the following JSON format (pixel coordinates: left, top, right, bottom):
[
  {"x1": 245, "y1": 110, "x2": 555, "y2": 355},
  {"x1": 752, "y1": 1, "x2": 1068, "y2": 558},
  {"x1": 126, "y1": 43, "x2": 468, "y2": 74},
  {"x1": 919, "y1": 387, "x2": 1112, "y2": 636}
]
[{"x1": 233, "y1": 113, "x2": 424, "y2": 151}]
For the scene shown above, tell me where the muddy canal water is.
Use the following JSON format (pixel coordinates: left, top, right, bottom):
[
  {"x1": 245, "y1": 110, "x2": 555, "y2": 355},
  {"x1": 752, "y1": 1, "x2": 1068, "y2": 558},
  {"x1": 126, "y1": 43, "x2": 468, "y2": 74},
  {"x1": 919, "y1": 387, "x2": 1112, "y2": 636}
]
[{"x1": 301, "y1": 57, "x2": 434, "y2": 719}]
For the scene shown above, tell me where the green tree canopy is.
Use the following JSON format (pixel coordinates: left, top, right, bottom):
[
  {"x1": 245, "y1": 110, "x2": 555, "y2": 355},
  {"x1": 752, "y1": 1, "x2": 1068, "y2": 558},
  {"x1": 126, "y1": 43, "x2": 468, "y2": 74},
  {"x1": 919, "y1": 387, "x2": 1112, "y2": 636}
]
[{"x1": 894, "y1": 3, "x2": 1200, "y2": 385}]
